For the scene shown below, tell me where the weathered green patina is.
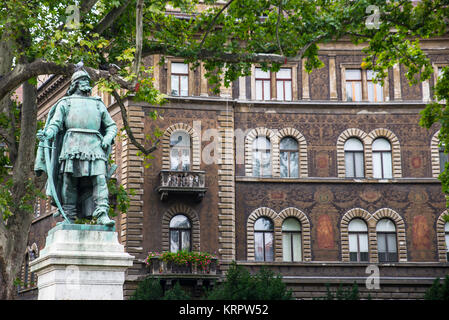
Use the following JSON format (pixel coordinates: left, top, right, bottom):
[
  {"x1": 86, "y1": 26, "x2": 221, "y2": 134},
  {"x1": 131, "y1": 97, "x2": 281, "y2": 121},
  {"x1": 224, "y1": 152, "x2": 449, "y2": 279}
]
[{"x1": 35, "y1": 69, "x2": 117, "y2": 227}]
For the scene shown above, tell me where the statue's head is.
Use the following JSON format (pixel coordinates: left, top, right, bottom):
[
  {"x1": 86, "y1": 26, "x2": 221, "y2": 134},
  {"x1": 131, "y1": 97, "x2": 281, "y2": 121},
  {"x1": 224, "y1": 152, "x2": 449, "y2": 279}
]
[{"x1": 66, "y1": 69, "x2": 92, "y2": 96}]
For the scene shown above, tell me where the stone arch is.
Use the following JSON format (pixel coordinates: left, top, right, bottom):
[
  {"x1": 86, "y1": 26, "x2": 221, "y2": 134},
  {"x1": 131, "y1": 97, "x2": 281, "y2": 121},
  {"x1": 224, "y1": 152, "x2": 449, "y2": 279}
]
[
  {"x1": 340, "y1": 208, "x2": 373, "y2": 262},
  {"x1": 161, "y1": 123, "x2": 201, "y2": 171},
  {"x1": 431, "y1": 130, "x2": 442, "y2": 178},
  {"x1": 278, "y1": 207, "x2": 312, "y2": 261},
  {"x1": 277, "y1": 128, "x2": 308, "y2": 178},
  {"x1": 161, "y1": 203, "x2": 201, "y2": 252},
  {"x1": 246, "y1": 207, "x2": 278, "y2": 261},
  {"x1": 372, "y1": 208, "x2": 407, "y2": 262},
  {"x1": 336, "y1": 128, "x2": 369, "y2": 178},
  {"x1": 366, "y1": 128, "x2": 402, "y2": 178},
  {"x1": 437, "y1": 211, "x2": 448, "y2": 262},
  {"x1": 245, "y1": 128, "x2": 278, "y2": 177}
]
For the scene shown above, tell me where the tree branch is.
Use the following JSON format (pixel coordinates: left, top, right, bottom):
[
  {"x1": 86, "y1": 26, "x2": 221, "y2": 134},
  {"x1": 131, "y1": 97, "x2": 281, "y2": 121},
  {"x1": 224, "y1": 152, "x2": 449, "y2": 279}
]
[
  {"x1": 0, "y1": 60, "x2": 135, "y2": 102},
  {"x1": 134, "y1": 0, "x2": 144, "y2": 79},
  {"x1": 93, "y1": 0, "x2": 132, "y2": 35},
  {"x1": 111, "y1": 89, "x2": 159, "y2": 155},
  {"x1": 199, "y1": 0, "x2": 236, "y2": 50}
]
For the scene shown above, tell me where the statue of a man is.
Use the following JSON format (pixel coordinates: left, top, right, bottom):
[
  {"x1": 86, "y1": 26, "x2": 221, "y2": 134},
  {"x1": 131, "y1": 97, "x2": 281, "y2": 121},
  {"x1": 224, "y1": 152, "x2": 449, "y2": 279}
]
[{"x1": 35, "y1": 69, "x2": 117, "y2": 227}]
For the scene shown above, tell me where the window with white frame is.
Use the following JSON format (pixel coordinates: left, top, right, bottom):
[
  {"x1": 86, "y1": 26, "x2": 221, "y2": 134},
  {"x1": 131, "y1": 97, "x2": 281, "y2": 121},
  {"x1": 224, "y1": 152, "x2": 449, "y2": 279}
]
[
  {"x1": 171, "y1": 63, "x2": 189, "y2": 96},
  {"x1": 276, "y1": 68, "x2": 292, "y2": 101},
  {"x1": 170, "y1": 131, "x2": 191, "y2": 171},
  {"x1": 345, "y1": 69, "x2": 362, "y2": 102},
  {"x1": 255, "y1": 68, "x2": 271, "y2": 100},
  {"x1": 252, "y1": 136, "x2": 271, "y2": 177},
  {"x1": 376, "y1": 219, "x2": 398, "y2": 262},
  {"x1": 282, "y1": 218, "x2": 302, "y2": 262},
  {"x1": 348, "y1": 218, "x2": 369, "y2": 262},
  {"x1": 372, "y1": 138, "x2": 392, "y2": 179},
  {"x1": 280, "y1": 137, "x2": 299, "y2": 178},
  {"x1": 254, "y1": 217, "x2": 274, "y2": 261},
  {"x1": 344, "y1": 138, "x2": 364, "y2": 178}
]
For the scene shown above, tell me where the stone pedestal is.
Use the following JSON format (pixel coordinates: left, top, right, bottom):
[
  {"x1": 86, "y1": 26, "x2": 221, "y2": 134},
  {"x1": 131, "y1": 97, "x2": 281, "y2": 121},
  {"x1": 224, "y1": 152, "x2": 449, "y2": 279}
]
[{"x1": 30, "y1": 224, "x2": 134, "y2": 300}]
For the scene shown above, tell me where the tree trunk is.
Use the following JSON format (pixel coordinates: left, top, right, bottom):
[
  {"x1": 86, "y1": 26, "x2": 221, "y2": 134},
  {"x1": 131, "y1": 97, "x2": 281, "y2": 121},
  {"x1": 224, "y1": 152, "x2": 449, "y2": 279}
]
[{"x1": 0, "y1": 80, "x2": 38, "y2": 300}]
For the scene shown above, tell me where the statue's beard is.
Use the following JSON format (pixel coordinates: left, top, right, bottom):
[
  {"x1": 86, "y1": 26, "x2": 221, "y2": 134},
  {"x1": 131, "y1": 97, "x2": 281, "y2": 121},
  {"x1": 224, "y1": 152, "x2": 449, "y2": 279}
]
[{"x1": 78, "y1": 84, "x2": 92, "y2": 95}]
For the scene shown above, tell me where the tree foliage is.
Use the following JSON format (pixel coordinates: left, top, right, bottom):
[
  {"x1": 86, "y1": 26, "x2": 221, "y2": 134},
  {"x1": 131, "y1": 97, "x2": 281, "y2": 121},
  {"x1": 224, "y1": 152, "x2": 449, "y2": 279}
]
[
  {"x1": 424, "y1": 275, "x2": 449, "y2": 300},
  {"x1": 1, "y1": 0, "x2": 449, "y2": 299},
  {"x1": 206, "y1": 262, "x2": 292, "y2": 300}
]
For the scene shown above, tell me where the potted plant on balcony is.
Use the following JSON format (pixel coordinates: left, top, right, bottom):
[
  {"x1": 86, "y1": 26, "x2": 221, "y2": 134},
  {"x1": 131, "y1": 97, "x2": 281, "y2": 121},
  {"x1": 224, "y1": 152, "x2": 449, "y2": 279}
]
[{"x1": 145, "y1": 251, "x2": 218, "y2": 275}]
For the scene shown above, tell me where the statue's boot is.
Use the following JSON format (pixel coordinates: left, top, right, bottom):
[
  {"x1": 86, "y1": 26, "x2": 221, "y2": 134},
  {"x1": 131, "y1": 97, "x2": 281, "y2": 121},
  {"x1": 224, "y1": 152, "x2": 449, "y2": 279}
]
[{"x1": 93, "y1": 174, "x2": 115, "y2": 227}]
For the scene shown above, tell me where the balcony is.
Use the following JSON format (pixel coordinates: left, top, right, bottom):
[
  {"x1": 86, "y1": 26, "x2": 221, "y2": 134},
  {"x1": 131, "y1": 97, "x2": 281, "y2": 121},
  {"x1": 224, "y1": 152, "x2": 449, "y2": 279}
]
[
  {"x1": 156, "y1": 170, "x2": 207, "y2": 202},
  {"x1": 147, "y1": 257, "x2": 219, "y2": 277}
]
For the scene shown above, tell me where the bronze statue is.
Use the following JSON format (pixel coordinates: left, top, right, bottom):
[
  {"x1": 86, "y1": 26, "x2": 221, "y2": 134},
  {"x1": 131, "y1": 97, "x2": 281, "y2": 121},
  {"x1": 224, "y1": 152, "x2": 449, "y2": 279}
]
[{"x1": 35, "y1": 69, "x2": 117, "y2": 227}]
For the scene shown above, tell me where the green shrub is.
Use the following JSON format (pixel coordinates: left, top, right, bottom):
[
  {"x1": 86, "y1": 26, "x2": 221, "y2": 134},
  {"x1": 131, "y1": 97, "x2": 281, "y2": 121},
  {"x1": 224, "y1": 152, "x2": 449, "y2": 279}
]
[
  {"x1": 130, "y1": 277, "x2": 163, "y2": 300},
  {"x1": 424, "y1": 275, "x2": 449, "y2": 300},
  {"x1": 162, "y1": 281, "x2": 191, "y2": 300},
  {"x1": 206, "y1": 262, "x2": 292, "y2": 300}
]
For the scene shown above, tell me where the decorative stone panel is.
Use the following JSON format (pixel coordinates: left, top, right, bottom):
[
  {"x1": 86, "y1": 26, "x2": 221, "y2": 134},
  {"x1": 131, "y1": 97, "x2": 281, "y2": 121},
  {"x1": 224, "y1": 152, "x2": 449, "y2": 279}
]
[{"x1": 161, "y1": 204, "x2": 201, "y2": 252}]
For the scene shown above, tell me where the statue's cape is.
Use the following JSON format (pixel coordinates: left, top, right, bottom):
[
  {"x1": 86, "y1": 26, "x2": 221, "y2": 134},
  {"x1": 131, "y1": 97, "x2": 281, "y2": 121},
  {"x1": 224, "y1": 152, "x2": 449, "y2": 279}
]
[{"x1": 34, "y1": 95, "x2": 116, "y2": 217}]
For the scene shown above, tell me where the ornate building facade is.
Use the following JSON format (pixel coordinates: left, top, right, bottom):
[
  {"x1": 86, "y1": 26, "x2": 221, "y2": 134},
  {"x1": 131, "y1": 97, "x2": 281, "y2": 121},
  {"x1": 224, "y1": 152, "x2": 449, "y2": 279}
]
[{"x1": 19, "y1": 37, "x2": 449, "y2": 300}]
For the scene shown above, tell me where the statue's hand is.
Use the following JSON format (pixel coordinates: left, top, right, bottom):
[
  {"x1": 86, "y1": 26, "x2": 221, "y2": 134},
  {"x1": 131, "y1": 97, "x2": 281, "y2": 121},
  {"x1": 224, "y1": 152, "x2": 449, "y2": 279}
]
[
  {"x1": 101, "y1": 138, "x2": 111, "y2": 150},
  {"x1": 37, "y1": 129, "x2": 54, "y2": 142}
]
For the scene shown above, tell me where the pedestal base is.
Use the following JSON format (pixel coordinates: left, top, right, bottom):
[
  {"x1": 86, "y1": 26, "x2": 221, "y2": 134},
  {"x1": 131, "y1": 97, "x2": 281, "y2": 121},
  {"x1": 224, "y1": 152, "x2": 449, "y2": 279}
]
[{"x1": 30, "y1": 224, "x2": 134, "y2": 300}]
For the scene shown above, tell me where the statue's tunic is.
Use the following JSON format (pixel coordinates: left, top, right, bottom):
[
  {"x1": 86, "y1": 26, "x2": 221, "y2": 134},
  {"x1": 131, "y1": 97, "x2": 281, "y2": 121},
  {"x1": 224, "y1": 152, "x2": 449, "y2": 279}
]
[{"x1": 45, "y1": 95, "x2": 117, "y2": 177}]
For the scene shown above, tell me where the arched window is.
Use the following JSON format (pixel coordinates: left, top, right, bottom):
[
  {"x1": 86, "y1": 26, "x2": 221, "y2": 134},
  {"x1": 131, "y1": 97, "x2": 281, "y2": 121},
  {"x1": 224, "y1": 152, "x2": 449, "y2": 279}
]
[
  {"x1": 376, "y1": 219, "x2": 398, "y2": 262},
  {"x1": 372, "y1": 138, "x2": 392, "y2": 179},
  {"x1": 344, "y1": 138, "x2": 364, "y2": 178},
  {"x1": 282, "y1": 218, "x2": 302, "y2": 262},
  {"x1": 253, "y1": 137, "x2": 271, "y2": 177},
  {"x1": 169, "y1": 215, "x2": 191, "y2": 252},
  {"x1": 445, "y1": 222, "x2": 449, "y2": 261},
  {"x1": 254, "y1": 217, "x2": 274, "y2": 261},
  {"x1": 170, "y1": 131, "x2": 191, "y2": 171},
  {"x1": 348, "y1": 219, "x2": 369, "y2": 262},
  {"x1": 280, "y1": 137, "x2": 299, "y2": 178}
]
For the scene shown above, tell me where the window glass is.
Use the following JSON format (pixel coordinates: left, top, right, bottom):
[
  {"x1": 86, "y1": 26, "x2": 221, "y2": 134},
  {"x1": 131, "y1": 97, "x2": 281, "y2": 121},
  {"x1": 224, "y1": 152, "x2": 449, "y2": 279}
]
[
  {"x1": 170, "y1": 214, "x2": 191, "y2": 228},
  {"x1": 348, "y1": 218, "x2": 368, "y2": 232},
  {"x1": 253, "y1": 137, "x2": 271, "y2": 177},
  {"x1": 169, "y1": 215, "x2": 191, "y2": 253},
  {"x1": 255, "y1": 217, "x2": 274, "y2": 262},
  {"x1": 276, "y1": 68, "x2": 291, "y2": 79},
  {"x1": 282, "y1": 218, "x2": 301, "y2": 231},
  {"x1": 170, "y1": 131, "x2": 190, "y2": 147},
  {"x1": 372, "y1": 138, "x2": 391, "y2": 151},
  {"x1": 344, "y1": 138, "x2": 363, "y2": 151},
  {"x1": 172, "y1": 63, "x2": 188, "y2": 74},
  {"x1": 280, "y1": 137, "x2": 298, "y2": 178},
  {"x1": 376, "y1": 219, "x2": 396, "y2": 232},
  {"x1": 345, "y1": 138, "x2": 364, "y2": 178},
  {"x1": 255, "y1": 217, "x2": 273, "y2": 231}
]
